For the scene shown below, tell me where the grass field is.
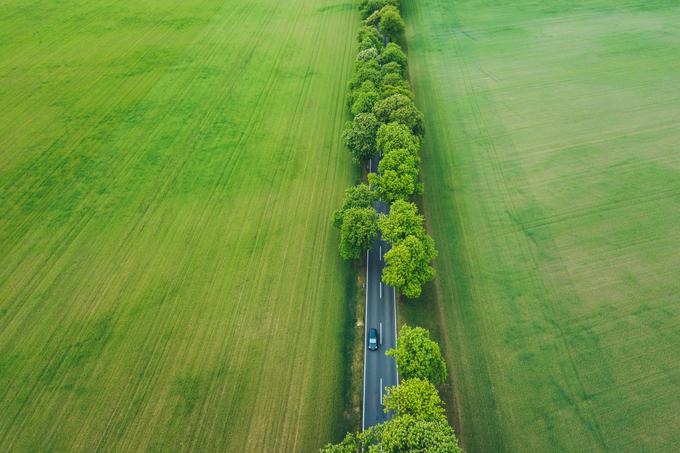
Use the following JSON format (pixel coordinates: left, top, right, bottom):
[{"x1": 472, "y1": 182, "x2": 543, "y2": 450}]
[
  {"x1": 0, "y1": 0, "x2": 357, "y2": 451},
  {"x1": 403, "y1": 0, "x2": 680, "y2": 451}
]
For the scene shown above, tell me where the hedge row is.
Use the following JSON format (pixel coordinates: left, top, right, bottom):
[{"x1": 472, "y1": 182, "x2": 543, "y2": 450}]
[{"x1": 332, "y1": 0, "x2": 436, "y2": 299}]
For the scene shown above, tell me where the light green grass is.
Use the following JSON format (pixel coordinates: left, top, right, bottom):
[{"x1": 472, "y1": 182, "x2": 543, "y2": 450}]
[
  {"x1": 0, "y1": 0, "x2": 357, "y2": 451},
  {"x1": 403, "y1": 0, "x2": 680, "y2": 451}
]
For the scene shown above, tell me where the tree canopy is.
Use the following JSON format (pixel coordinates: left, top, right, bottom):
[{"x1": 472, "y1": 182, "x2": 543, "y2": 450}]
[
  {"x1": 359, "y1": 0, "x2": 400, "y2": 19},
  {"x1": 378, "y1": 199, "x2": 425, "y2": 243},
  {"x1": 379, "y1": 42, "x2": 407, "y2": 71},
  {"x1": 343, "y1": 113, "x2": 379, "y2": 163},
  {"x1": 332, "y1": 183, "x2": 375, "y2": 228},
  {"x1": 382, "y1": 234, "x2": 436, "y2": 298},
  {"x1": 349, "y1": 58, "x2": 382, "y2": 91},
  {"x1": 320, "y1": 415, "x2": 461, "y2": 453},
  {"x1": 339, "y1": 207, "x2": 378, "y2": 260},
  {"x1": 373, "y1": 94, "x2": 425, "y2": 137},
  {"x1": 368, "y1": 149, "x2": 420, "y2": 202},
  {"x1": 387, "y1": 325, "x2": 447, "y2": 384},
  {"x1": 383, "y1": 378, "x2": 446, "y2": 421},
  {"x1": 350, "y1": 80, "x2": 380, "y2": 116},
  {"x1": 378, "y1": 5, "x2": 406, "y2": 43},
  {"x1": 375, "y1": 122, "x2": 420, "y2": 156},
  {"x1": 356, "y1": 25, "x2": 383, "y2": 50}
]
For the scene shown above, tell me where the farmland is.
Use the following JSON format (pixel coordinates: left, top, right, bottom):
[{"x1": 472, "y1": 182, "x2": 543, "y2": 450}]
[
  {"x1": 0, "y1": 0, "x2": 356, "y2": 451},
  {"x1": 404, "y1": 0, "x2": 680, "y2": 451}
]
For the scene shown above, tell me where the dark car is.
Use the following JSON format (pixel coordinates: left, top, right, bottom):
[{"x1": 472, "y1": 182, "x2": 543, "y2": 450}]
[{"x1": 368, "y1": 328, "x2": 379, "y2": 351}]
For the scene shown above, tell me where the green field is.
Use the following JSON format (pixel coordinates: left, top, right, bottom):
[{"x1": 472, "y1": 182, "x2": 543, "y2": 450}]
[
  {"x1": 404, "y1": 0, "x2": 680, "y2": 451},
  {"x1": 0, "y1": 0, "x2": 356, "y2": 451}
]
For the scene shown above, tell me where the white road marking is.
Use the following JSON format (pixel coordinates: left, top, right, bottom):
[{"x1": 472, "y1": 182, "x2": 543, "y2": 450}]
[
  {"x1": 379, "y1": 245, "x2": 382, "y2": 260},
  {"x1": 380, "y1": 378, "x2": 383, "y2": 405},
  {"x1": 380, "y1": 322, "x2": 383, "y2": 345},
  {"x1": 380, "y1": 282, "x2": 382, "y2": 299}
]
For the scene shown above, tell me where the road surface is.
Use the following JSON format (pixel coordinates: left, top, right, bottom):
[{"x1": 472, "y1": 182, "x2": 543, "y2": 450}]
[{"x1": 362, "y1": 157, "x2": 399, "y2": 430}]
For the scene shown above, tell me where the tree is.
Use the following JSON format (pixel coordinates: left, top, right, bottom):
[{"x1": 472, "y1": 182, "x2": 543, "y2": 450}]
[
  {"x1": 339, "y1": 207, "x2": 378, "y2": 260},
  {"x1": 381, "y1": 61, "x2": 404, "y2": 77},
  {"x1": 382, "y1": 234, "x2": 436, "y2": 298},
  {"x1": 349, "y1": 58, "x2": 381, "y2": 91},
  {"x1": 384, "y1": 378, "x2": 446, "y2": 421},
  {"x1": 379, "y1": 5, "x2": 405, "y2": 43},
  {"x1": 356, "y1": 25, "x2": 383, "y2": 50},
  {"x1": 368, "y1": 149, "x2": 420, "y2": 202},
  {"x1": 350, "y1": 81, "x2": 380, "y2": 116},
  {"x1": 332, "y1": 183, "x2": 375, "y2": 228},
  {"x1": 321, "y1": 415, "x2": 462, "y2": 453},
  {"x1": 381, "y1": 71, "x2": 412, "y2": 99},
  {"x1": 373, "y1": 94, "x2": 425, "y2": 137},
  {"x1": 343, "y1": 113, "x2": 379, "y2": 163},
  {"x1": 359, "y1": 0, "x2": 400, "y2": 19},
  {"x1": 379, "y1": 42, "x2": 407, "y2": 71},
  {"x1": 375, "y1": 122, "x2": 420, "y2": 156},
  {"x1": 387, "y1": 325, "x2": 447, "y2": 384},
  {"x1": 356, "y1": 47, "x2": 379, "y2": 62},
  {"x1": 378, "y1": 415, "x2": 462, "y2": 453},
  {"x1": 378, "y1": 199, "x2": 425, "y2": 243}
]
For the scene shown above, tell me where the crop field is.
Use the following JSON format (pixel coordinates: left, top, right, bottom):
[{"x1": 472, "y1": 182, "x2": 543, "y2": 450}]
[
  {"x1": 404, "y1": 0, "x2": 680, "y2": 451},
  {"x1": 0, "y1": 0, "x2": 356, "y2": 451}
]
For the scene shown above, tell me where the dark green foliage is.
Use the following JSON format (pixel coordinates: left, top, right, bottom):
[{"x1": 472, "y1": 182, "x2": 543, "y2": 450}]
[
  {"x1": 332, "y1": 183, "x2": 375, "y2": 228},
  {"x1": 368, "y1": 149, "x2": 420, "y2": 202},
  {"x1": 339, "y1": 207, "x2": 378, "y2": 260},
  {"x1": 383, "y1": 378, "x2": 446, "y2": 422},
  {"x1": 373, "y1": 94, "x2": 425, "y2": 137},
  {"x1": 387, "y1": 325, "x2": 447, "y2": 384},
  {"x1": 379, "y1": 42, "x2": 407, "y2": 71},
  {"x1": 382, "y1": 234, "x2": 436, "y2": 298},
  {"x1": 378, "y1": 200, "x2": 425, "y2": 244},
  {"x1": 350, "y1": 81, "x2": 380, "y2": 116},
  {"x1": 343, "y1": 113, "x2": 379, "y2": 162},
  {"x1": 375, "y1": 122, "x2": 420, "y2": 155},
  {"x1": 379, "y1": 5, "x2": 405, "y2": 43}
]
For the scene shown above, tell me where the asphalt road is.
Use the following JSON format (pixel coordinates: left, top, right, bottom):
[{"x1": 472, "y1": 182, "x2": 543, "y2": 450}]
[{"x1": 362, "y1": 157, "x2": 399, "y2": 430}]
